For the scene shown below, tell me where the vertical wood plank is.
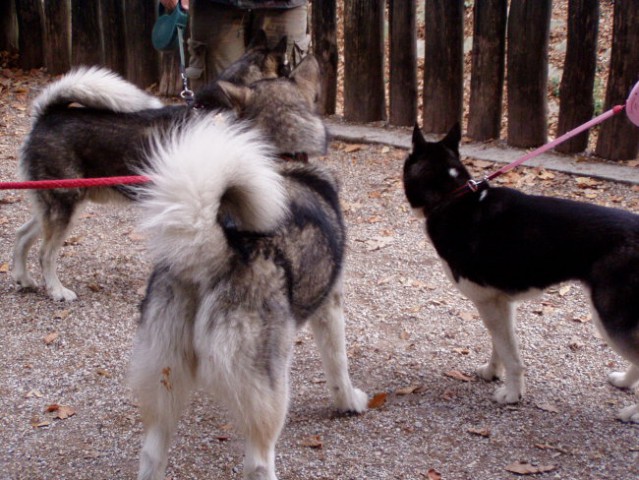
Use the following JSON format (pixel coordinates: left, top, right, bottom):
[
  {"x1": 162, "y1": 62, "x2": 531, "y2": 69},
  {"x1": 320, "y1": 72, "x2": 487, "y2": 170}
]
[
  {"x1": 422, "y1": 0, "x2": 464, "y2": 134},
  {"x1": 467, "y1": 0, "x2": 507, "y2": 141},
  {"x1": 389, "y1": 0, "x2": 417, "y2": 126},
  {"x1": 343, "y1": 0, "x2": 385, "y2": 122}
]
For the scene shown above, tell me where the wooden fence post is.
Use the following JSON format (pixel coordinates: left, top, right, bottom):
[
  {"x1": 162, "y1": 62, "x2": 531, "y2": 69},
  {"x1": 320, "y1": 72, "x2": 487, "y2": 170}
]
[
  {"x1": 595, "y1": 1, "x2": 639, "y2": 160},
  {"x1": 555, "y1": 0, "x2": 599, "y2": 154},
  {"x1": 467, "y1": 0, "x2": 507, "y2": 141},
  {"x1": 71, "y1": 0, "x2": 101, "y2": 67},
  {"x1": 422, "y1": 0, "x2": 464, "y2": 134},
  {"x1": 15, "y1": 0, "x2": 44, "y2": 69},
  {"x1": 0, "y1": 0, "x2": 18, "y2": 52},
  {"x1": 100, "y1": 0, "x2": 127, "y2": 76},
  {"x1": 343, "y1": 0, "x2": 385, "y2": 122},
  {"x1": 158, "y1": 52, "x2": 183, "y2": 97},
  {"x1": 42, "y1": 0, "x2": 71, "y2": 74},
  {"x1": 123, "y1": 0, "x2": 158, "y2": 89},
  {"x1": 389, "y1": 0, "x2": 417, "y2": 127},
  {"x1": 506, "y1": 0, "x2": 552, "y2": 148},
  {"x1": 389, "y1": 0, "x2": 417, "y2": 125},
  {"x1": 311, "y1": 0, "x2": 338, "y2": 115}
]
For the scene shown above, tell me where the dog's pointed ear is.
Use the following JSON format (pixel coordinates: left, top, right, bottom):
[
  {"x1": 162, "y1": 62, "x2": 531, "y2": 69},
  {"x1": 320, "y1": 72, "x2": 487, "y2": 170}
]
[
  {"x1": 290, "y1": 54, "x2": 321, "y2": 107},
  {"x1": 217, "y1": 80, "x2": 253, "y2": 112},
  {"x1": 248, "y1": 29, "x2": 268, "y2": 50},
  {"x1": 274, "y1": 35, "x2": 288, "y2": 54},
  {"x1": 441, "y1": 122, "x2": 461, "y2": 151},
  {"x1": 412, "y1": 123, "x2": 428, "y2": 152}
]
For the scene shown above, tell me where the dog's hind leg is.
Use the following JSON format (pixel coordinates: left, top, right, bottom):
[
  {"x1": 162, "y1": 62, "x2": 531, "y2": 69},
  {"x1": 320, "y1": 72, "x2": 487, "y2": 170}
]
[
  {"x1": 308, "y1": 279, "x2": 368, "y2": 413},
  {"x1": 12, "y1": 216, "x2": 41, "y2": 290},
  {"x1": 130, "y1": 274, "x2": 198, "y2": 480},
  {"x1": 39, "y1": 206, "x2": 80, "y2": 301},
  {"x1": 474, "y1": 297, "x2": 525, "y2": 404},
  {"x1": 205, "y1": 307, "x2": 295, "y2": 480}
]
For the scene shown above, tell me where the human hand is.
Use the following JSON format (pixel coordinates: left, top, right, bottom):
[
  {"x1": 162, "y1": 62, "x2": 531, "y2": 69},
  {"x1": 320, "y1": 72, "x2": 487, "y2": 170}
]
[{"x1": 159, "y1": 0, "x2": 189, "y2": 11}]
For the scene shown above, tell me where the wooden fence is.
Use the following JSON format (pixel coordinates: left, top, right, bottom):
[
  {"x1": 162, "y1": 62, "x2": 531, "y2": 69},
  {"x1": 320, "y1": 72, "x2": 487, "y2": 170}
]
[{"x1": 1, "y1": 0, "x2": 638, "y2": 160}]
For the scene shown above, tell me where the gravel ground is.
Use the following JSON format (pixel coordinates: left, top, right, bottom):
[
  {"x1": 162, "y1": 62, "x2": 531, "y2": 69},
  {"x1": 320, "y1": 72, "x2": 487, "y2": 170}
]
[{"x1": 1, "y1": 75, "x2": 639, "y2": 480}]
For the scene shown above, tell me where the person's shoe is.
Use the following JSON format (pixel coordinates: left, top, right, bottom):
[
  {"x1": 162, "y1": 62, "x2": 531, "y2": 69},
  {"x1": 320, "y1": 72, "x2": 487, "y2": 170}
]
[{"x1": 186, "y1": 39, "x2": 206, "y2": 79}]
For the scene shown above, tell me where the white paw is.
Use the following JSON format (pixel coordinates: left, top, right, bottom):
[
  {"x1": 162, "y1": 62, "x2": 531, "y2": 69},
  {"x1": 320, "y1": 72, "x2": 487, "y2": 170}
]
[
  {"x1": 609, "y1": 371, "x2": 639, "y2": 389},
  {"x1": 13, "y1": 272, "x2": 38, "y2": 290},
  {"x1": 335, "y1": 387, "x2": 368, "y2": 414},
  {"x1": 477, "y1": 362, "x2": 502, "y2": 381},
  {"x1": 48, "y1": 286, "x2": 78, "y2": 302},
  {"x1": 493, "y1": 385, "x2": 523, "y2": 404},
  {"x1": 617, "y1": 404, "x2": 639, "y2": 423}
]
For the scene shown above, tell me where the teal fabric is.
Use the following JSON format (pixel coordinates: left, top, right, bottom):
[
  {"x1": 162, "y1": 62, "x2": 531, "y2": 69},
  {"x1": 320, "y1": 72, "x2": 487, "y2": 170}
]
[{"x1": 152, "y1": 2, "x2": 189, "y2": 52}]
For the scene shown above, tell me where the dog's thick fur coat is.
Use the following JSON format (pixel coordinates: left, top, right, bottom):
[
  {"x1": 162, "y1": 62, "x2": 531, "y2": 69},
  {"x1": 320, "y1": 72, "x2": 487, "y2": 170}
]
[
  {"x1": 12, "y1": 35, "x2": 291, "y2": 301},
  {"x1": 129, "y1": 59, "x2": 367, "y2": 480},
  {"x1": 403, "y1": 123, "x2": 639, "y2": 422}
]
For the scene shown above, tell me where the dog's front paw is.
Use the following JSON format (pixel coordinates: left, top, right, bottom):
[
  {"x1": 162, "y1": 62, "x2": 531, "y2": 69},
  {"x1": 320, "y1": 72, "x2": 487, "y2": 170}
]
[
  {"x1": 48, "y1": 285, "x2": 78, "y2": 302},
  {"x1": 493, "y1": 385, "x2": 523, "y2": 404},
  {"x1": 608, "y1": 368, "x2": 639, "y2": 389},
  {"x1": 13, "y1": 272, "x2": 38, "y2": 290},
  {"x1": 617, "y1": 404, "x2": 639, "y2": 423},
  {"x1": 477, "y1": 362, "x2": 502, "y2": 381},
  {"x1": 335, "y1": 387, "x2": 368, "y2": 414},
  {"x1": 609, "y1": 371, "x2": 634, "y2": 389}
]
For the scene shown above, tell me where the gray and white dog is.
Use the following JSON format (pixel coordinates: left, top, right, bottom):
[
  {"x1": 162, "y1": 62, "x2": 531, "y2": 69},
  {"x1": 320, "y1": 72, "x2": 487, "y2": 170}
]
[
  {"x1": 12, "y1": 33, "x2": 288, "y2": 301},
  {"x1": 130, "y1": 56, "x2": 368, "y2": 480}
]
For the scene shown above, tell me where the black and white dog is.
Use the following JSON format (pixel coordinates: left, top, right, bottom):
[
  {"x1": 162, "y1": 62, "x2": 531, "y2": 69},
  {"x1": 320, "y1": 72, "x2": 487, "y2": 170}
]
[{"x1": 403, "y1": 123, "x2": 639, "y2": 422}]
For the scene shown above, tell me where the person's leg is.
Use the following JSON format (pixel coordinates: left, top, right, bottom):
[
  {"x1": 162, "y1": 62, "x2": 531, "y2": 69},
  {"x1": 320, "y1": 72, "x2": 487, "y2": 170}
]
[
  {"x1": 251, "y1": 4, "x2": 310, "y2": 67},
  {"x1": 188, "y1": 2, "x2": 247, "y2": 86}
]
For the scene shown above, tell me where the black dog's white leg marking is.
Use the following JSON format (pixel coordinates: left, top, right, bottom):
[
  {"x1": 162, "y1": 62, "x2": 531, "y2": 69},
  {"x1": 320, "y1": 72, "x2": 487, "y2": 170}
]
[
  {"x1": 609, "y1": 365, "x2": 639, "y2": 423},
  {"x1": 609, "y1": 364, "x2": 639, "y2": 389},
  {"x1": 473, "y1": 297, "x2": 525, "y2": 403},
  {"x1": 308, "y1": 278, "x2": 368, "y2": 413}
]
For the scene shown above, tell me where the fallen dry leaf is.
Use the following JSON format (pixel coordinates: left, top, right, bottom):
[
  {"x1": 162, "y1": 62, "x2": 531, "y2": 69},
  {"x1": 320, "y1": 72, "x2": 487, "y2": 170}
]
[
  {"x1": 45, "y1": 404, "x2": 76, "y2": 420},
  {"x1": 505, "y1": 461, "x2": 557, "y2": 475},
  {"x1": 535, "y1": 443, "x2": 569, "y2": 454},
  {"x1": 0, "y1": 262, "x2": 9, "y2": 273},
  {"x1": 343, "y1": 144, "x2": 362, "y2": 153},
  {"x1": 535, "y1": 402, "x2": 560, "y2": 413},
  {"x1": 54, "y1": 309, "x2": 70, "y2": 320},
  {"x1": 575, "y1": 176, "x2": 600, "y2": 188},
  {"x1": 300, "y1": 434, "x2": 323, "y2": 449},
  {"x1": 31, "y1": 418, "x2": 51, "y2": 428},
  {"x1": 444, "y1": 370, "x2": 475, "y2": 382},
  {"x1": 395, "y1": 385, "x2": 422, "y2": 396},
  {"x1": 558, "y1": 285, "x2": 571, "y2": 296},
  {"x1": 63, "y1": 235, "x2": 83, "y2": 246},
  {"x1": 43, "y1": 332, "x2": 59, "y2": 345},
  {"x1": 25, "y1": 389, "x2": 43, "y2": 399},
  {"x1": 468, "y1": 427, "x2": 491, "y2": 437},
  {"x1": 368, "y1": 392, "x2": 388, "y2": 409},
  {"x1": 425, "y1": 468, "x2": 442, "y2": 480}
]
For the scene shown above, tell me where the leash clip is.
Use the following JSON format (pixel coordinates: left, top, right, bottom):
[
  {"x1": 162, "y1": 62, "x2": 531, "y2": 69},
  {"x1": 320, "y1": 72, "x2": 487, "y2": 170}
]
[{"x1": 467, "y1": 176, "x2": 488, "y2": 192}]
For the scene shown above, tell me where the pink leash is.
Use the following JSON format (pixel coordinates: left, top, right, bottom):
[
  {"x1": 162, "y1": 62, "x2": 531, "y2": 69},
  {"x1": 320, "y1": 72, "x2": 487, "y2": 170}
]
[{"x1": 455, "y1": 80, "x2": 639, "y2": 196}]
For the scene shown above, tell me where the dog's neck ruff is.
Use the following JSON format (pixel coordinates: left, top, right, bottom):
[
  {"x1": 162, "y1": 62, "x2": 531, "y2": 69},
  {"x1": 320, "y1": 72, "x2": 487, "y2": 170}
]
[{"x1": 279, "y1": 152, "x2": 309, "y2": 163}]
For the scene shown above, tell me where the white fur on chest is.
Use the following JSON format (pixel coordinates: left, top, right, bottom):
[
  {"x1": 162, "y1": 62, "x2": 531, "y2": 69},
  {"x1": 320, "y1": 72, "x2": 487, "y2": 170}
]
[{"x1": 439, "y1": 260, "x2": 543, "y2": 304}]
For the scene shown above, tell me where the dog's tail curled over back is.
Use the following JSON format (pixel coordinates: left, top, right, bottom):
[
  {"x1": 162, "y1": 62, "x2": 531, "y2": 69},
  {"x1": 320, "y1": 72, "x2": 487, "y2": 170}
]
[
  {"x1": 139, "y1": 114, "x2": 288, "y2": 281},
  {"x1": 31, "y1": 66, "x2": 163, "y2": 118}
]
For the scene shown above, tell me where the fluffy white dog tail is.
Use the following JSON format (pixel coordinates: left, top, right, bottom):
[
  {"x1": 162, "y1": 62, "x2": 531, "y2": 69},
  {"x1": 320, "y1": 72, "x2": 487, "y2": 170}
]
[
  {"x1": 32, "y1": 66, "x2": 163, "y2": 118},
  {"x1": 139, "y1": 115, "x2": 288, "y2": 282}
]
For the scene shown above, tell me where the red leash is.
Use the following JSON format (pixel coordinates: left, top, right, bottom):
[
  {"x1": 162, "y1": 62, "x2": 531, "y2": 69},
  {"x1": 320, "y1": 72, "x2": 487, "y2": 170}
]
[{"x1": 0, "y1": 175, "x2": 150, "y2": 190}]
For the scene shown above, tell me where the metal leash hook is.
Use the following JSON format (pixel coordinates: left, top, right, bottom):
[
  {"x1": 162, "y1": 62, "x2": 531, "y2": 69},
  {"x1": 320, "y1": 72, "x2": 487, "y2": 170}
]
[{"x1": 177, "y1": 25, "x2": 194, "y2": 106}]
